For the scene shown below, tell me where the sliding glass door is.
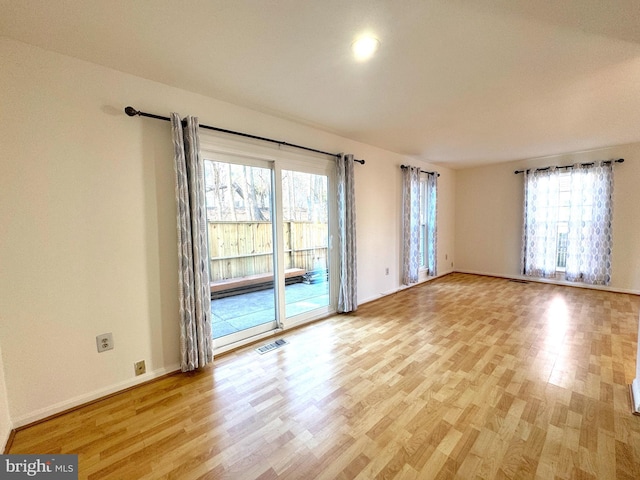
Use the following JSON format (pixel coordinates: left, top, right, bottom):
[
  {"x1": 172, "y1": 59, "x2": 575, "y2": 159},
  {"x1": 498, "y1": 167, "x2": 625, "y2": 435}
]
[
  {"x1": 204, "y1": 155, "x2": 279, "y2": 346},
  {"x1": 281, "y1": 170, "x2": 330, "y2": 318},
  {"x1": 201, "y1": 138, "x2": 337, "y2": 350}
]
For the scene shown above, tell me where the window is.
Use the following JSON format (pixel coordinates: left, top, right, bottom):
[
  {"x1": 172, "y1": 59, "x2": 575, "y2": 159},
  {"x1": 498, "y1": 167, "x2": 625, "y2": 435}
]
[
  {"x1": 419, "y1": 173, "x2": 436, "y2": 271},
  {"x1": 522, "y1": 163, "x2": 613, "y2": 285},
  {"x1": 402, "y1": 167, "x2": 437, "y2": 284},
  {"x1": 555, "y1": 172, "x2": 570, "y2": 271}
]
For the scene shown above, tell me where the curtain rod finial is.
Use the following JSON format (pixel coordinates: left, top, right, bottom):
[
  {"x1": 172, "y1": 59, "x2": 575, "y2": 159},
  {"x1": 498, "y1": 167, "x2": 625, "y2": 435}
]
[{"x1": 124, "y1": 106, "x2": 140, "y2": 117}]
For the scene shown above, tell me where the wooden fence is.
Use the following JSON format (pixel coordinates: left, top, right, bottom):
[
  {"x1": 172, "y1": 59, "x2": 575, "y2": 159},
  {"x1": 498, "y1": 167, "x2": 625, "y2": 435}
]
[{"x1": 208, "y1": 221, "x2": 328, "y2": 281}]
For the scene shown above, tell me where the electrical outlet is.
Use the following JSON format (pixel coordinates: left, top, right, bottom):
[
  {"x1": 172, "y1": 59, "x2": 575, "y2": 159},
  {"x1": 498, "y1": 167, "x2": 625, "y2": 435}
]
[
  {"x1": 385, "y1": 267, "x2": 389, "y2": 275},
  {"x1": 134, "y1": 360, "x2": 146, "y2": 376},
  {"x1": 96, "y1": 333, "x2": 114, "y2": 353}
]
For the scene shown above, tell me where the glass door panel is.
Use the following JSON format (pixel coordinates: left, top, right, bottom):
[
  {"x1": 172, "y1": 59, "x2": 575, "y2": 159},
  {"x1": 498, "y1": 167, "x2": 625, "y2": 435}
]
[
  {"x1": 204, "y1": 158, "x2": 278, "y2": 344},
  {"x1": 281, "y1": 170, "x2": 330, "y2": 318}
]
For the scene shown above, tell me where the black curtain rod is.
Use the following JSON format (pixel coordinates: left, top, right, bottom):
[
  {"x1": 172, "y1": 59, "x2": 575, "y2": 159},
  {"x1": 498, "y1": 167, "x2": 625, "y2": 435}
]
[
  {"x1": 125, "y1": 106, "x2": 365, "y2": 164},
  {"x1": 514, "y1": 158, "x2": 623, "y2": 174},
  {"x1": 400, "y1": 164, "x2": 440, "y2": 177}
]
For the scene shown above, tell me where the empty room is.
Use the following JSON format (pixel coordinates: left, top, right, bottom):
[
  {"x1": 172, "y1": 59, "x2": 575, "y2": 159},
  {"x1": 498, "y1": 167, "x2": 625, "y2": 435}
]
[{"x1": 1, "y1": 1, "x2": 640, "y2": 479}]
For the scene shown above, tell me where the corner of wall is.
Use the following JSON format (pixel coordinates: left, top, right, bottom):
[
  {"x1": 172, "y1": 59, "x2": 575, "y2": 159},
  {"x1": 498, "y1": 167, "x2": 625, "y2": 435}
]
[{"x1": 0, "y1": 344, "x2": 14, "y2": 453}]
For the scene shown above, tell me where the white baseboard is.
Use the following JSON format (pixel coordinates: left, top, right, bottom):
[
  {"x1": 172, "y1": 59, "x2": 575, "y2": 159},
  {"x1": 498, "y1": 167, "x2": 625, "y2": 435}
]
[
  {"x1": 12, "y1": 269, "x2": 635, "y2": 429},
  {"x1": 359, "y1": 270, "x2": 455, "y2": 306},
  {"x1": 454, "y1": 269, "x2": 640, "y2": 296},
  {"x1": 631, "y1": 379, "x2": 640, "y2": 416},
  {"x1": 12, "y1": 364, "x2": 181, "y2": 428}
]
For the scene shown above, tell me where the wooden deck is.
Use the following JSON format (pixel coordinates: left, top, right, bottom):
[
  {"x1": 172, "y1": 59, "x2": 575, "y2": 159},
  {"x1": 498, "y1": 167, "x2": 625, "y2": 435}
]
[{"x1": 210, "y1": 268, "x2": 306, "y2": 298}]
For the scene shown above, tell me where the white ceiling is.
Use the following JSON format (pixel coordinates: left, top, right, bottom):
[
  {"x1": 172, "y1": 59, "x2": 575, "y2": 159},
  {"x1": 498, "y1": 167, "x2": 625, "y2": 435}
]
[{"x1": 2, "y1": 0, "x2": 640, "y2": 168}]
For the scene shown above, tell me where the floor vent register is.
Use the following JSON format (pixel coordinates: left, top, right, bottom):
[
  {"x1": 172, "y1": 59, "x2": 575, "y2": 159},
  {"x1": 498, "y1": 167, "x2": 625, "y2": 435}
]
[{"x1": 256, "y1": 338, "x2": 288, "y2": 354}]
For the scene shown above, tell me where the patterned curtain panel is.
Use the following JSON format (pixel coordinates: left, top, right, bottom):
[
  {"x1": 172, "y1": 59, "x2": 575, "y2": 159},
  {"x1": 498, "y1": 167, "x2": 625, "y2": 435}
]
[
  {"x1": 402, "y1": 166, "x2": 421, "y2": 284},
  {"x1": 426, "y1": 172, "x2": 438, "y2": 276},
  {"x1": 565, "y1": 162, "x2": 613, "y2": 285},
  {"x1": 521, "y1": 168, "x2": 561, "y2": 278},
  {"x1": 337, "y1": 153, "x2": 357, "y2": 313},
  {"x1": 171, "y1": 113, "x2": 213, "y2": 372}
]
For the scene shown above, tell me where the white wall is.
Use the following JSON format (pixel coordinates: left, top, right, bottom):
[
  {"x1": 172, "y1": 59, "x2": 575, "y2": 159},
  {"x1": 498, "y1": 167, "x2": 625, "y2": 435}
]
[
  {"x1": 435, "y1": 168, "x2": 456, "y2": 275},
  {"x1": 355, "y1": 155, "x2": 456, "y2": 303},
  {"x1": 0, "y1": 346, "x2": 12, "y2": 451},
  {"x1": 0, "y1": 37, "x2": 455, "y2": 425},
  {"x1": 455, "y1": 143, "x2": 640, "y2": 293}
]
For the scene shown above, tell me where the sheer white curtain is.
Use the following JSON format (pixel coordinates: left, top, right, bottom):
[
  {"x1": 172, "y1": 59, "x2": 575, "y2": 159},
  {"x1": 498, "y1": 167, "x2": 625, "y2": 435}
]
[
  {"x1": 337, "y1": 153, "x2": 357, "y2": 313},
  {"x1": 171, "y1": 113, "x2": 213, "y2": 371},
  {"x1": 522, "y1": 168, "x2": 561, "y2": 278},
  {"x1": 402, "y1": 166, "x2": 421, "y2": 284},
  {"x1": 565, "y1": 162, "x2": 613, "y2": 284},
  {"x1": 522, "y1": 163, "x2": 613, "y2": 285}
]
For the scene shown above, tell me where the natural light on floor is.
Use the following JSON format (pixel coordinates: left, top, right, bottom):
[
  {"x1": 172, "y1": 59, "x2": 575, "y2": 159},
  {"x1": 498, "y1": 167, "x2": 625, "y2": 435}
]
[{"x1": 545, "y1": 295, "x2": 570, "y2": 387}]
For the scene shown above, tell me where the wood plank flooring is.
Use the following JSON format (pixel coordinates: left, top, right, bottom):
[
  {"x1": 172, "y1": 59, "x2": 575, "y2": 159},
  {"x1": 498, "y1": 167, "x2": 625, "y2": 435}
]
[{"x1": 8, "y1": 273, "x2": 640, "y2": 479}]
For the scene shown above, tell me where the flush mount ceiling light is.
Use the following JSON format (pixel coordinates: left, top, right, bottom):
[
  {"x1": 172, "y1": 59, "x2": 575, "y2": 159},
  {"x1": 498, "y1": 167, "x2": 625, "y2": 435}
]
[{"x1": 351, "y1": 36, "x2": 380, "y2": 61}]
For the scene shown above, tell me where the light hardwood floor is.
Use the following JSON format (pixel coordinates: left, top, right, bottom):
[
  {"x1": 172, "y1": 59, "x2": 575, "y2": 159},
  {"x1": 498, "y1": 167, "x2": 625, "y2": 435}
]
[{"x1": 8, "y1": 273, "x2": 640, "y2": 479}]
